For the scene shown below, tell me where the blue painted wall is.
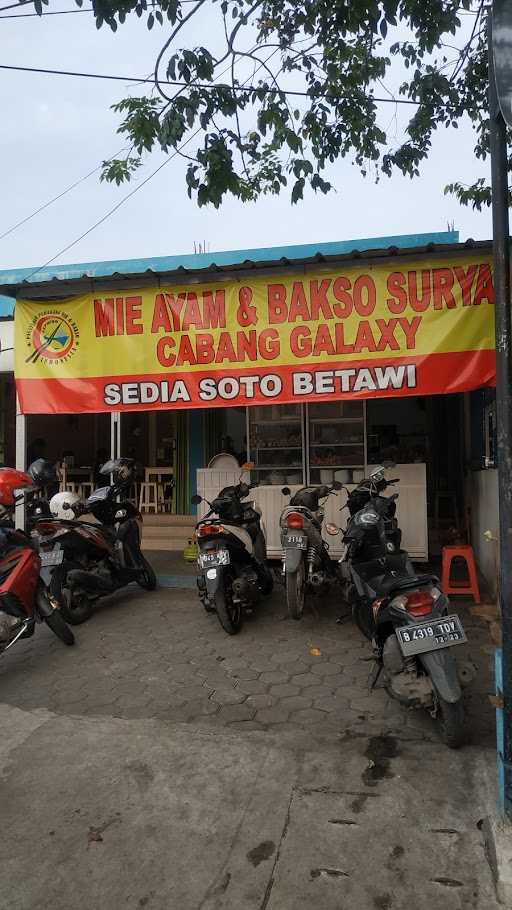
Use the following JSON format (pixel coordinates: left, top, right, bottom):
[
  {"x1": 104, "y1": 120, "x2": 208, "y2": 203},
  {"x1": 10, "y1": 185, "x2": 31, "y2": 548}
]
[{"x1": 0, "y1": 230, "x2": 459, "y2": 317}]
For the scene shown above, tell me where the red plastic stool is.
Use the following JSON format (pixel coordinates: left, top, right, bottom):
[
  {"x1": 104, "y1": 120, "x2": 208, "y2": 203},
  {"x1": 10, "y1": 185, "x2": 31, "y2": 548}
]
[{"x1": 441, "y1": 545, "x2": 481, "y2": 603}]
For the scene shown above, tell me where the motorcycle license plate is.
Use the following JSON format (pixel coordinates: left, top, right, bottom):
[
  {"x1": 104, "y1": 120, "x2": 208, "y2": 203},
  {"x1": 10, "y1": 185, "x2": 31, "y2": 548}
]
[
  {"x1": 396, "y1": 614, "x2": 466, "y2": 657},
  {"x1": 284, "y1": 535, "x2": 307, "y2": 549},
  {"x1": 40, "y1": 549, "x2": 64, "y2": 567},
  {"x1": 199, "y1": 549, "x2": 230, "y2": 568}
]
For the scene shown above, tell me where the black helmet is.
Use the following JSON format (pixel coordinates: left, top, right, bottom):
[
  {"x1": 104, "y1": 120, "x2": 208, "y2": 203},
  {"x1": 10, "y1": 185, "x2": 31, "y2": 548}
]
[
  {"x1": 99, "y1": 457, "x2": 134, "y2": 483},
  {"x1": 27, "y1": 459, "x2": 58, "y2": 487}
]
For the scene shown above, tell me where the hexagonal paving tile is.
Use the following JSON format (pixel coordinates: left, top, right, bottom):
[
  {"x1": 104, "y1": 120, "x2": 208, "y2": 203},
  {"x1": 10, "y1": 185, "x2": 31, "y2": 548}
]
[
  {"x1": 269, "y1": 683, "x2": 300, "y2": 698},
  {"x1": 254, "y1": 706, "x2": 291, "y2": 725},
  {"x1": 217, "y1": 703, "x2": 257, "y2": 724},
  {"x1": 278, "y1": 695, "x2": 313, "y2": 712}
]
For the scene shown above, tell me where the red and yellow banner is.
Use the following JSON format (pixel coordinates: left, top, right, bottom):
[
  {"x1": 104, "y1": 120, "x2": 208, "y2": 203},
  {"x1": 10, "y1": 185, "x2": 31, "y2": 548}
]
[{"x1": 14, "y1": 254, "x2": 496, "y2": 413}]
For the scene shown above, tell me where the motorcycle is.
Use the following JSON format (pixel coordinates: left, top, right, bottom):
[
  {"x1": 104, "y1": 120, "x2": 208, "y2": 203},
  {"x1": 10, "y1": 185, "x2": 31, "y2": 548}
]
[
  {"x1": 340, "y1": 466, "x2": 472, "y2": 748},
  {"x1": 192, "y1": 467, "x2": 273, "y2": 634},
  {"x1": 279, "y1": 481, "x2": 343, "y2": 619},
  {"x1": 0, "y1": 468, "x2": 75, "y2": 654},
  {"x1": 30, "y1": 457, "x2": 156, "y2": 624}
]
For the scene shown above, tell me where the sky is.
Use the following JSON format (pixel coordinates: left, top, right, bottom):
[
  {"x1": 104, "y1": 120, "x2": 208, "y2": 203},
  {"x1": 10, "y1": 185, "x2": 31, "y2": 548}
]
[{"x1": 0, "y1": 1, "x2": 492, "y2": 272}]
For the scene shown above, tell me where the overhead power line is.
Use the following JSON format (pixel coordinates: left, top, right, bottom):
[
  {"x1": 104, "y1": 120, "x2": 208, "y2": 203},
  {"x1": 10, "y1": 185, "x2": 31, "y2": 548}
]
[
  {"x1": 0, "y1": 7, "x2": 90, "y2": 17},
  {"x1": 0, "y1": 0, "x2": 34, "y2": 11},
  {"x1": 0, "y1": 41, "x2": 278, "y2": 244},
  {"x1": 0, "y1": 61, "x2": 422, "y2": 105},
  {"x1": 0, "y1": 148, "x2": 125, "y2": 241},
  {"x1": 22, "y1": 145, "x2": 191, "y2": 281},
  {"x1": 21, "y1": 45, "x2": 284, "y2": 279},
  {"x1": 0, "y1": 0, "x2": 197, "y2": 15}
]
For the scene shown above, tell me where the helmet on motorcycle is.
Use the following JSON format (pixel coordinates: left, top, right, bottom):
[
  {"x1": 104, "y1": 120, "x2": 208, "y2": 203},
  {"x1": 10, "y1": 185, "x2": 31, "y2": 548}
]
[
  {"x1": 0, "y1": 468, "x2": 35, "y2": 506},
  {"x1": 27, "y1": 458, "x2": 58, "y2": 487},
  {"x1": 49, "y1": 490, "x2": 81, "y2": 520},
  {"x1": 99, "y1": 457, "x2": 134, "y2": 483}
]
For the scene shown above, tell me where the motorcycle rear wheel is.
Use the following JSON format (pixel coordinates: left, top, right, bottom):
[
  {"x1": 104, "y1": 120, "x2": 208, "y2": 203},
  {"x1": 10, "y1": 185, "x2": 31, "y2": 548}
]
[
  {"x1": 437, "y1": 696, "x2": 465, "y2": 749},
  {"x1": 215, "y1": 573, "x2": 242, "y2": 635},
  {"x1": 51, "y1": 563, "x2": 94, "y2": 625},
  {"x1": 136, "y1": 555, "x2": 157, "y2": 591},
  {"x1": 286, "y1": 562, "x2": 305, "y2": 620},
  {"x1": 45, "y1": 610, "x2": 75, "y2": 646}
]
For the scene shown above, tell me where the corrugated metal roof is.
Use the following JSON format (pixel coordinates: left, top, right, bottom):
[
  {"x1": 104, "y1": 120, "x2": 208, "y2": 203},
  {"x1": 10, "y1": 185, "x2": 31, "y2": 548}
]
[{"x1": 0, "y1": 231, "x2": 460, "y2": 313}]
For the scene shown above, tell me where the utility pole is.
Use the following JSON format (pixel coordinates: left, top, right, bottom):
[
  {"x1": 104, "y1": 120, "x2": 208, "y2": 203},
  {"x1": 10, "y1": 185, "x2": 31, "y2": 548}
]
[{"x1": 489, "y1": 2, "x2": 512, "y2": 821}]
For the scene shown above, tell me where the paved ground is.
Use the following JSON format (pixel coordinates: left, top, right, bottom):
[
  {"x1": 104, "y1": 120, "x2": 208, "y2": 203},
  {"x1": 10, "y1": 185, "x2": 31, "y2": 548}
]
[
  {"x1": 0, "y1": 569, "x2": 496, "y2": 744},
  {"x1": 0, "y1": 566, "x2": 502, "y2": 909}
]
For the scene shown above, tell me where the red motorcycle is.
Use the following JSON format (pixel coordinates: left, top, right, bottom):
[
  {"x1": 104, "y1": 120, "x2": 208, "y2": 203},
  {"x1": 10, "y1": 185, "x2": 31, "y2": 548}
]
[{"x1": 0, "y1": 469, "x2": 75, "y2": 654}]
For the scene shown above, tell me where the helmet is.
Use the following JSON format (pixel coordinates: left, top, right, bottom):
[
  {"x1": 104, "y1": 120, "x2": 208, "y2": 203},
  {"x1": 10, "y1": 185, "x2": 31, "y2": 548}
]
[
  {"x1": 49, "y1": 490, "x2": 81, "y2": 520},
  {"x1": 27, "y1": 458, "x2": 58, "y2": 487},
  {"x1": 0, "y1": 468, "x2": 35, "y2": 506},
  {"x1": 99, "y1": 457, "x2": 134, "y2": 483}
]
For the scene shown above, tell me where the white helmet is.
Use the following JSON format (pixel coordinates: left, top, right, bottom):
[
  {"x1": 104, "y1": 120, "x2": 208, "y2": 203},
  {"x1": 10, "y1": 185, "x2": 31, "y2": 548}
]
[{"x1": 49, "y1": 490, "x2": 81, "y2": 520}]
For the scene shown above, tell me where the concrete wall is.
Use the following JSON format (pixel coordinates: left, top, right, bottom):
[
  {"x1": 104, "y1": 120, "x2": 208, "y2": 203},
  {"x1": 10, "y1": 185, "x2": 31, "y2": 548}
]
[{"x1": 469, "y1": 468, "x2": 499, "y2": 597}]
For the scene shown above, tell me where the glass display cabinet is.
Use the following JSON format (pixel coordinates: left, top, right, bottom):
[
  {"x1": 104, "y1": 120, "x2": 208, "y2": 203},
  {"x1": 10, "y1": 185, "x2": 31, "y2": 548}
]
[{"x1": 247, "y1": 401, "x2": 366, "y2": 485}]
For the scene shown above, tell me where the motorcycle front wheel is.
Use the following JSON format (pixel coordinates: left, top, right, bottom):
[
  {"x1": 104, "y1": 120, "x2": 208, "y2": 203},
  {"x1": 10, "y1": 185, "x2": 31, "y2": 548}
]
[
  {"x1": 215, "y1": 572, "x2": 242, "y2": 635},
  {"x1": 437, "y1": 696, "x2": 465, "y2": 749},
  {"x1": 286, "y1": 562, "x2": 305, "y2": 620},
  {"x1": 45, "y1": 610, "x2": 75, "y2": 646},
  {"x1": 136, "y1": 555, "x2": 157, "y2": 591}
]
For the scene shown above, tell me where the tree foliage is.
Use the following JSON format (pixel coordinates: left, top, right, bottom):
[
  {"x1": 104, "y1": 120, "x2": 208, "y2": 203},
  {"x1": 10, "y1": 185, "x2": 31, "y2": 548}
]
[{"x1": 47, "y1": 1, "x2": 502, "y2": 208}]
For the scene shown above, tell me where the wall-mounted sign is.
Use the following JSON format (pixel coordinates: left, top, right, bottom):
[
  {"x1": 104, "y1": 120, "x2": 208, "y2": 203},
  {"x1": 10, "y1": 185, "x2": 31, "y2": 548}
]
[{"x1": 14, "y1": 255, "x2": 495, "y2": 413}]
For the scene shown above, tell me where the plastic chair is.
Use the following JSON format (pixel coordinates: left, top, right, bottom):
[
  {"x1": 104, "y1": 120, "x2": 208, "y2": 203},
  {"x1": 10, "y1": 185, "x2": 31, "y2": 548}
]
[{"x1": 441, "y1": 545, "x2": 481, "y2": 603}]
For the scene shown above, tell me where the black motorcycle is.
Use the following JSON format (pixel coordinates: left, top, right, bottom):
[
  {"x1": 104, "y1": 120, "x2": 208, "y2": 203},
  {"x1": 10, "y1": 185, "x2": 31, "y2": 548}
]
[
  {"x1": 192, "y1": 470, "x2": 273, "y2": 635},
  {"x1": 279, "y1": 481, "x2": 343, "y2": 619},
  {"x1": 30, "y1": 458, "x2": 156, "y2": 624},
  {"x1": 340, "y1": 466, "x2": 472, "y2": 748}
]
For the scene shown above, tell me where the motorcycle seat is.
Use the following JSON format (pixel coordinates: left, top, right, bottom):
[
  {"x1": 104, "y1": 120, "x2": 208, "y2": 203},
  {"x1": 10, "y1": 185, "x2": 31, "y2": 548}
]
[{"x1": 374, "y1": 573, "x2": 438, "y2": 597}]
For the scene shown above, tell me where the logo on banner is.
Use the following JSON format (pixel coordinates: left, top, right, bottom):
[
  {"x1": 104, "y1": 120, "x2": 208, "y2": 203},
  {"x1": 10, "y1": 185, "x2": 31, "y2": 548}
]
[{"x1": 25, "y1": 311, "x2": 80, "y2": 365}]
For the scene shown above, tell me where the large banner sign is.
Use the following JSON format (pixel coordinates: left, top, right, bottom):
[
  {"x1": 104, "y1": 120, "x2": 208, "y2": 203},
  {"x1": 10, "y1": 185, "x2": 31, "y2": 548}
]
[{"x1": 15, "y1": 254, "x2": 496, "y2": 413}]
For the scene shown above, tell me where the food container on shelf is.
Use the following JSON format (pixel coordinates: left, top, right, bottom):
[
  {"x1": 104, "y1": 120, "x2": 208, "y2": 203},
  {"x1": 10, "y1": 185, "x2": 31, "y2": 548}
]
[
  {"x1": 287, "y1": 473, "x2": 302, "y2": 484},
  {"x1": 320, "y1": 469, "x2": 334, "y2": 483},
  {"x1": 352, "y1": 469, "x2": 364, "y2": 483},
  {"x1": 335, "y1": 469, "x2": 351, "y2": 483}
]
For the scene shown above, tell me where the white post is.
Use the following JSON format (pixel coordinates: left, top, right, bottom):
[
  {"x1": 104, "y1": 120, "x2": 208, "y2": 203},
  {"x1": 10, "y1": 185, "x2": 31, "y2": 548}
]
[
  {"x1": 15, "y1": 394, "x2": 26, "y2": 530},
  {"x1": 110, "y1": 411, "x2": 121, "y2": 460}
]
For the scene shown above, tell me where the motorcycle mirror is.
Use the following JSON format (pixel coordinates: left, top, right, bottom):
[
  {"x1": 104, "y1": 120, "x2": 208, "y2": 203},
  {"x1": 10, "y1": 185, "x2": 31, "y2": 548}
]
[
  {"x1": 332, "y1": 481, "x2": 343, "y2": 491},
  {"x1": 281, "y1": 486, "x2": 291, "y2": 496},
  {"x1": 191, "y1": 494, "x2": 202, "y2": 505},
  {"x1": 325, "y1": 522, "x2": 339, "y2": 536}
]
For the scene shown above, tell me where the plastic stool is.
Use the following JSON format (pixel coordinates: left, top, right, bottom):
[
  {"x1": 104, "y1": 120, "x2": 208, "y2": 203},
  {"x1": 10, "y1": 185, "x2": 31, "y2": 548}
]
[
  {"x1": 139, "y1": 482, "x2": 158, "y2": 514},
  {"x1": 441, "y1": 545, "x2": 481, "y2": 603}
]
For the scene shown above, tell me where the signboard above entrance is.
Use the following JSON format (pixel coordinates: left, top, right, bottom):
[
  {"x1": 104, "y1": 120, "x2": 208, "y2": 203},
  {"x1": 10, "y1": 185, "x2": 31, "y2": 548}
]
[{"x1": 14, "y1": 254, "x2": 495, "y2": 414}]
